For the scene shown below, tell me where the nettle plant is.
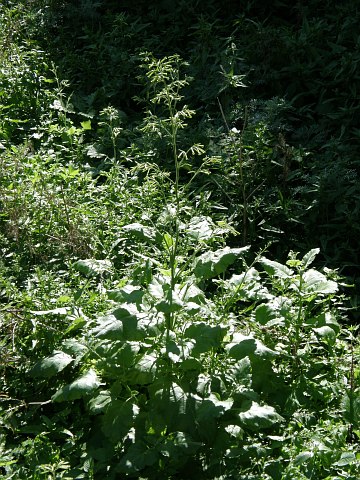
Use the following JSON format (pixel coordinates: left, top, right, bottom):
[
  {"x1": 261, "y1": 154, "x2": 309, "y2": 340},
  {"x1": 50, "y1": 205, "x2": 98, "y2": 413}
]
[{"x1": 27, "y1": 56, "x2": 356, "y2": 479}]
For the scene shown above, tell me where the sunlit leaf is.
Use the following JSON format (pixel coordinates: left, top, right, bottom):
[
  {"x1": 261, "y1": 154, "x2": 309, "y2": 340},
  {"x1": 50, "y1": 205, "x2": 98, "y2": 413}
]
[
  {"x1": 194, "y1": 246, "x2": 249, "y2": 280},
  {"x1": 185, "y1": 216, "x2": 214, "y2": 241},
  {"x1": 312, "y1": 325, "x2": 336, "y2": 344},
  {"x1": 225, "y1": 267, "x2": 270, "y2": 301},
  {"x1": 301, "y1": 248, "x2": 320, "y2": 268},
  {"x1": 196, "y1": 394, "x2": 233, "y2": 422},
  {"x1": 92, "y1": 303, "x2": 149, "y2": 341},
  {"x1": 260, "y1": 257, "x2": 293, "y2": 279},
  {"x1": 123, "y1": 223, "x2": 160, "y2": 243},
  {"x1": 80, "y1": 119, "x2": 92, "y2": 130},
  {"x1": 108, "y1": 285, "x2": 144, "y2": 305},
  {"x1": 302, "y1": 269, "x2": 338, "y2": 294},
  {"x1": 294, "y1": 451, "x2": 313, "y2": 465},
  {"x1": 226, "y1": 333, "x2": 278, "y2": 360},
  {"x1": 334, "y1": 451, "x2": 357, "y2": 466},
  {"x1": 238, "y1": 401, "x2": 284, "y2": 429},
  {"x1": 73, "y1": 259, "x2": 112, "y2": 277}
]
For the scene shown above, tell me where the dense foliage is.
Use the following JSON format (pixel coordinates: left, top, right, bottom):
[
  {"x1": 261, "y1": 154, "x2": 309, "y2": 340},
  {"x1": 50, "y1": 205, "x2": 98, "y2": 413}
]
[{"x1": 1, "y1": 0, "x2": 359, "y2": 478}]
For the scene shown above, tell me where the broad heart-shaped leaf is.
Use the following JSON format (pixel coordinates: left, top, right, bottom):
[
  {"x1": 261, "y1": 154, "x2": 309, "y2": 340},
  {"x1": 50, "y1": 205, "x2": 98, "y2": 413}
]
[
  {"x1": 184, "y1": 322, "x2": 227, "y2": 354},
  {"x1": 302, "y1": 269, "x2": 338, "y2": 294},
  {"x1": 123, "y1": 222, "x2": 160, "y2": 243},
  {"x1": 73, "y1": 259, "x2": 112, "y2": 277},
  {"x1": 194, "y1": 246, "x2": 249, "y2": 280},
  {"x1": 342, "y1": 392, "x2": 360, "y2": 426},
  {"x1": 226, "y1": 333, "x2": 278, "y2": 360},
  {"x1": 148, "y1": 380, "x2": 196, "y2": 434},
  {"x1": 31, "y1": 351, "x2": 73, "y2": 378},
  {"x1": 160, "y1": 431, "x2": 202, "y2": 457},
  {"x1": 333, "y1": 452, "x2": 357, "y2": 467},
  {"x1": 238, "y1": 400, "x2": 284, "y2": 430},
  {"x1": 254, "y1": 297, "x2": 290, "y2": 326},
  {"x1": 301, "y1": 248, "x2": 320, "y2": 269},
  {"x1": 91, "y1": 314, "x2": 124, "y2": 340},
  {"x1": 230, "y1": 357, "x2": 252, "y2": 388},
  {"x1": 52, "y1": 369, "x2": 100, "y2": 402},
  {"x1": 96, "y1": 341, "x2": 140, "y2": 377},
  {"x1": 102, "y1": 400, "x2": 139, "y2": 443},
  {"x1": 108, "y1": 285, "x2": 144, "y2": 305},
  {"x1": 260, "y1": 257, "x2": 293, "y2": 279},
  {"x1": 195, "y1": 394, "x2": 233, "y2": 443},
  {"x1": 91, "y1": 304, "x2": 151, "y2": 341}
]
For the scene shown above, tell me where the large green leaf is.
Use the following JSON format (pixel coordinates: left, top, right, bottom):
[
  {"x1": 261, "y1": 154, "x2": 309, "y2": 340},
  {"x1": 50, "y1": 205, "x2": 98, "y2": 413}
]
[
  {"x1": 254, "y1": 298, "x2": 290, "y2": 326},
  {"x1": 155, "y1": 285, "x2": 183, "y2": 314},
  {"x1": 196, "y1": 394, "x2": 233, "y2": 422},
  {"x1": 149, "y1": 381, "x2": 194, "y2": 432},
  {"x1": 92, "y1": 304, "x2": 151, "y2": 341},
  {"x1": 302, "y1": 269, "x2": 338, "y2": 294},
  {"x1": 179, "y1": 282, "x2": 206, "y2": 304},
  {"x1": 185, "y1": 216, "x2": 214, "y2": 241},
  {"x1": 88, "y1": 390, "x2": 112, "y2": 415},
  {"x1": 132, "y1": 353, "x2": 158, "y2": 384},
  {"x1": 123, "y1": 222, "x2": 160, "y2": 243},
  {"x1": 231, "y1": 357, "x2": 252, "y2": 388},
  {"x1": 160, "y1": 431, "x2": 202, "y2": 458},
  {"x1": 260, "y1": 257, "x2": 293, "y2": 279},
  {"x1": 254, "y1": 303, "x2": 279, "y2": 326},
  {"x1": 108, "y1": 285, "x2": 144, "y2": 305},
  {"x1": 102, "y1": 400, "x2": 139, "y2": 443},
  {"x1": 225, "y1": 268, "x2": 270, "y2": 301},
  {"x1": 97, "y1": 341, "x2": 140, "y2": 376},
  {"x1": 91, "y1": 314, "x2": 124, "y2": 340},
  {"x1": 184, "y1": 322, "x2": 227, "y2": 354},
  {"x1": 31, "y1": 351, "x2": 73, "y2": 378},
  {"x1": 306, "y1": 311, "x2": 340, "y2": 334},
  {"x1": 52, "y1": 369, "x2": 101, "y2": 402},
  {"x1": 117, "y1": 441, "x2": 158, "y2": 474},
  {"x1": 312, "y1": 325, "x2": 336, "y2": 345},
  {"x1": 61, "y1": 339, "x2": 88, "y2": 364},
  {"x1": 194, "y1": 246, "x2": 249, "y2": 280},
  {"x1": 301, "y1": 248, "x2": 320, "y2": 268},
  {"x1": 226, "y1": 333, "x2": 278, "y2": 360},
  {"x1": 238, "y1": 401, "x2": 284, "y2": 430},
  {"x1": 73, "y1": 259, "x2": 112, "y2": 277}
]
